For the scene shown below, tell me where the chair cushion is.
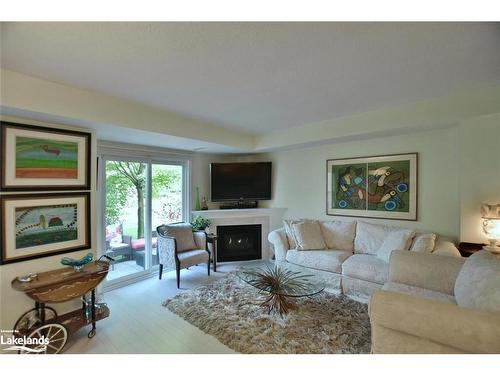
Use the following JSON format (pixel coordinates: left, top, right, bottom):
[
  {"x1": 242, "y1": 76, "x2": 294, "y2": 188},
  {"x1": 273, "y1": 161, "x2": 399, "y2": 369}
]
[
  {"x1": 342, "y1": 254, "x2": 389, "y2": 285},
  {"x1": 410, "y1": 233, "x2": 437, "y2": 253},
  {"x1": 292, "y1": 221, "x2": 326, "y2": 250},
  {"x1": 455, "y1": 250, "x2": 500, "y2": 312},
  {"x1": 382, "y1": 282, "x2": 456, "y2": 305},
  {"x1": 319, "y1": 220, "x2": 356, "y2": 251},
  {"x1": 377, "y1": 229, "x2": 415, "y2": 263},
  {"x1": 177, "y1": 249, "x2": 209, "y2": 268},
  {"x1": 131, "y1": 237, "x2": 158, "y2": 250},
  {"x1": 162, "y1": 223, "x2": 197, "y2": 252},
  {"x1": 286, "y1": 249, "x2": 352, "y2": 274},
  {"x1": 354, "y1": 221, "x2": 396, "y2": 255}
]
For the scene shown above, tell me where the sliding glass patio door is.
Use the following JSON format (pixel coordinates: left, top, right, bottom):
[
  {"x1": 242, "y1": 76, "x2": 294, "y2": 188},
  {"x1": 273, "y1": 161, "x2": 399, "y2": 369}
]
[
  {"x1": 150, "y1": 163, "x2": 185, "y2": 269},
  {"x1": 100, "y1": 155, "x2": 187, "y2": 287}
]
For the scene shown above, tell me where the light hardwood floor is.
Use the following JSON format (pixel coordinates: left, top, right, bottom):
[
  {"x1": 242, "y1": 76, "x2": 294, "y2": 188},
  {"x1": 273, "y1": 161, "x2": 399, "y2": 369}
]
[{"x1": 65, "y1": 263, "x2": 241, "y2": 354}]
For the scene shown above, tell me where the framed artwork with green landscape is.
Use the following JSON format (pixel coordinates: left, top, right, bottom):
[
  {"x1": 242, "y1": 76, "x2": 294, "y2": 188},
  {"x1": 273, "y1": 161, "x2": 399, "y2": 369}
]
[
  {"x1": 326, "y1": 153, "x2": 418, "y2": 220},
  {"x1": 0, "y1": 192, "x2": 91, "y2": 264},
  {"x1": 1, "y1": 121, "x2": 91, "y2": 190}
]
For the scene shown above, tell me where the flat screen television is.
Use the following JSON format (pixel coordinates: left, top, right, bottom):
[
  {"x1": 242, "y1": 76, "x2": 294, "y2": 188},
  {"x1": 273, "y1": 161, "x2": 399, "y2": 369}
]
[{"x1": 210, "y1": 162, "x2": 272, "y2": 202}]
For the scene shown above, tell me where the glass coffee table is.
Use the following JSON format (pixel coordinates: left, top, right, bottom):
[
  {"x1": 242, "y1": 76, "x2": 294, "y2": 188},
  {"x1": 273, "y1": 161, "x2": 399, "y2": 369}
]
[{"x1": 236, "y1": 261, "x2": 325, "y2": 316}]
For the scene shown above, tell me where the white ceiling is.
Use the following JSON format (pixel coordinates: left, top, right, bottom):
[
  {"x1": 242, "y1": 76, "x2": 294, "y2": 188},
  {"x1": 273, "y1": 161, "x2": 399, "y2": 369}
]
[{"x1": 2, "y1": 22, "x2": 500, "y2": 136}]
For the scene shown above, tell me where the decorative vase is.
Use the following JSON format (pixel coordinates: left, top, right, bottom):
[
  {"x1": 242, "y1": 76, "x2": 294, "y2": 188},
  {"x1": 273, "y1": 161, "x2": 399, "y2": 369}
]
[
  {"x1": 195, "y1": 186, "x2": 201, "y2": 211},
  {"x1": 61, "y1": 252, "x2": 93, "y2": 271},
  {"x1": 201, "y1": 196, "x2": 208, "y2": 210}
]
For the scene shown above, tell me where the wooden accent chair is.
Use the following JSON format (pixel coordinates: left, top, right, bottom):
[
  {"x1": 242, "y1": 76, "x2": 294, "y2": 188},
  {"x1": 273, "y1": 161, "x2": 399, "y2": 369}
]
[{"x1": 156, "y1": 223, "x2": 210, "y2": 288}]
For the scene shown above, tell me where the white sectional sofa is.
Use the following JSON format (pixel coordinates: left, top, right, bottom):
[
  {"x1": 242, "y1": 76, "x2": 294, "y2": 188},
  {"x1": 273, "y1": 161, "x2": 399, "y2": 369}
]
[
  {"x1": 268, "y1": 219, "x2": 461, "y2": 302},
  {"x1": 370, "y1": 250, "x2": 500, "y2": 353}
]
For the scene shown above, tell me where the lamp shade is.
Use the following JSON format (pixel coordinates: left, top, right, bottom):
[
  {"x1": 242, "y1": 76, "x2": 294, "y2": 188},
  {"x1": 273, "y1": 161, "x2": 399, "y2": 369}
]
[{"x1": 480, "y1": 204, "x2": 500, "y2": 219}]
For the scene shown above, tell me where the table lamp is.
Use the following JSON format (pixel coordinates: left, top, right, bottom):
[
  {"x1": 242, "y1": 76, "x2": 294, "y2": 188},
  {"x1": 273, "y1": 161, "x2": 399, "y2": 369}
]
[{"x1": 481, "y1": 203, "x2": 500, "y2": 254}]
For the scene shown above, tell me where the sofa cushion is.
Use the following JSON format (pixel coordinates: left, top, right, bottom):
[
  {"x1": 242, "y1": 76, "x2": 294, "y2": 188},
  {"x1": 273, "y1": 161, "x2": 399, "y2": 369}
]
[
  {"x1": 382, "y1": 282, "x2": 456, "y2": 305},
  {"x1": 377, "y1": 229, "x2": 415, "y2": 263},
  {"x1": 162, "y1": 223, "x2": 197, "y2": 253},
  {"x1": 342, "y1": 254, "x2": 389, "y2": 285},
  {"x1": 320, "y1": 220, "x2": 356, "y2": 251},
  {"x1": 283, "y1": 219, "x2": 312, "y2": 249},
  {"x1": 286, "y1": 249, "x2": 352, "y2": 274},
  {"x1": 292, "y1": 221, "x2": 326, "y2": 250},
  {"x1": 354, "y1": 221, "x2": 396, "y2": 255},
  {"x1": 455, "y1": 251, "x2": 500, "y2": 312},
  {"x1": 410, "y1": 233, "x2": 437, "y2": 253}
]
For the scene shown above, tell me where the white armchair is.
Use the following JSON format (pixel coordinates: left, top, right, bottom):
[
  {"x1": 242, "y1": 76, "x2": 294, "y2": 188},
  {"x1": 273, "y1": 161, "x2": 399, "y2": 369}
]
[{"x1": 157, "y1": 223, "x2": 210, "y2": 288}]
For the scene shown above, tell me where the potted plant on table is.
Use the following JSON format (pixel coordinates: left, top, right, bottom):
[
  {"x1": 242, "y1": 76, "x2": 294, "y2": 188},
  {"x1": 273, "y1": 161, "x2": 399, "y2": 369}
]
[{"x1": 191, "y1": 216, "x2": 211, "y2": 233}]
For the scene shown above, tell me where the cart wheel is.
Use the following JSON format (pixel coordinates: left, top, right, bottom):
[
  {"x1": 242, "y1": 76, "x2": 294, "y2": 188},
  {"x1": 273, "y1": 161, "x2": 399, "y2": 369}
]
[
  {"x1": 19, "y1": 323, "x2": 67, "y2": 354},
  {"x1": 13, "y1": 307, "x2": 57, "y2": 334},
  {"x1": 88, "y1": 328, "x2": 96, "y2": 339}
]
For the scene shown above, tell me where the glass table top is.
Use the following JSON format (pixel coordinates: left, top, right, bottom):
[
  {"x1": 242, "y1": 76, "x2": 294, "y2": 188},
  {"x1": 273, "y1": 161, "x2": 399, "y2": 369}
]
[{"x1": 235, "y1": 260, "x2": 325, "y2": 298}]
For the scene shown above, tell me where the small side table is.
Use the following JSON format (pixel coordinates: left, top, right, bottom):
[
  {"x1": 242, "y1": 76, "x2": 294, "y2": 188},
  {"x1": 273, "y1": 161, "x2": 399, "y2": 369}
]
[
  {"x1": 458, "y1": 242, "x2": 484, "y2": 257},
  {"x1": 206, "y1": 234, "x2": 218, "y2": 272}
]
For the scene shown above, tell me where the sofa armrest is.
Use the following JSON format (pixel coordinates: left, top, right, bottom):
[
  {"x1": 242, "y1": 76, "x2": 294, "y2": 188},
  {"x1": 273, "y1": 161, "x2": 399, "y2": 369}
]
[
  {"x1": 389, "y1": 250, "x2": 464, "y2": 295},
  {"x1": 369, "y1": 290, "x2": 500, "y2": 353},
  {"x1": 268, "y1": 228, "x2": 289, "y2": 261},
  {"x1": 433, "y1": 240, "x2": 461, "y2": 257}
]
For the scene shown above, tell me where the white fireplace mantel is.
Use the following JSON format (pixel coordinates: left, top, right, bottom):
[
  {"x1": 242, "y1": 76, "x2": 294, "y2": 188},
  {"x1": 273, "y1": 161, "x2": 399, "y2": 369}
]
[{"x1": 191, "y1": 208, "x2": 287, "y2": 260}]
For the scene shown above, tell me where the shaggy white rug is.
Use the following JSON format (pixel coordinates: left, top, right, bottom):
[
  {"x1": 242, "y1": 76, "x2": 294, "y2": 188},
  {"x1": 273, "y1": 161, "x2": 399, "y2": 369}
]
[{"x1": 162, "y1": 273, "x2": 371, "y2": 354}]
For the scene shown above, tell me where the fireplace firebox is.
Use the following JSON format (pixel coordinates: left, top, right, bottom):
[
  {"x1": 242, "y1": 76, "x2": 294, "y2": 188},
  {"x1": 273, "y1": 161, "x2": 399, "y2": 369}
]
[{"x1": 216, "y1": 224, "x2": 262, "y2": 262}]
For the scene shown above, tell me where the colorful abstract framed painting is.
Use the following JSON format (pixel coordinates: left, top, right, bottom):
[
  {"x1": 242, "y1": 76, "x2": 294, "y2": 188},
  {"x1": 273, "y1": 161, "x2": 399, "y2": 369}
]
[
  {"x1": 326, "y1": 153, "x2": 418, "y2": 220},
  {"x1": 0, "y1": 192, "x2": 91, "y2": 264},
  {"x1": 0, "y1": 121, "x2": 91, "y2": 191}
]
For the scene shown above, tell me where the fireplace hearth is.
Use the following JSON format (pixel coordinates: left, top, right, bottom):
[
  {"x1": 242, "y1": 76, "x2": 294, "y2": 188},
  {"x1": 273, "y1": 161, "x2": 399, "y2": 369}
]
[{"x1": 216, "y1": 224, "x2": 262, "y2": 262}]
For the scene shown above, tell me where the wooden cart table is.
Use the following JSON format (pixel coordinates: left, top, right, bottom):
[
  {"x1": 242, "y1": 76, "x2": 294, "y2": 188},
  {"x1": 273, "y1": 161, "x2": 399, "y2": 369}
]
[{"x1": 11, "y1": 260, "x2": 111, "y2": 354}]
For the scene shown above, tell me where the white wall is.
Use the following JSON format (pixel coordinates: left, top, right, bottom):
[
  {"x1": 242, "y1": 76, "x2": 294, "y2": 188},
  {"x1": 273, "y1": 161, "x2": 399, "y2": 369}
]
[
  {"x1": 0, "y1": 116, "x2": 97, "y2": 331},
  {"x1": 254, "y1": 127, "x2": 460, "y2": 239},
  {"x1": 250, "y1": 113, "x2": 500, "y2": 244},
  {"x1": 459, "y1": 113, "x2": 500, "y2": 243}
]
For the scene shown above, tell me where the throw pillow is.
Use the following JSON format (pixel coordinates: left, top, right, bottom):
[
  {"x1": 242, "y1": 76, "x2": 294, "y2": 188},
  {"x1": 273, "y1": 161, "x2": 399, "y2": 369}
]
[
  {"x1": 319, "y1": 220, "x2": 356, "y2": 251},
  {"x1": 410, "y1": 233, "x2": 437, "y2": 253},
  {"x1": 283, "y1": 219, "x2": 299, "y2": 249},
  {"x1": 163, "y1": 223, "x2": 197, "y2": 252},
  {"x1": 106, "y1": 223, "x2": 123, "y2": 246},
  {"x1": 283, "y1": 219, "x2": 312, "y2": 249},
  {"x1": 292, "y1": 221, "x2": 327, "y2": 250},
  {"x1": 377, "y1": 229, "x2": 416, "y2": 263},
  {"x1": 354, "y1": 221, "x2": 396, "y2": 255},
  {"x1": 454, "y1": 251, "x2": 500, "y2": 312}
]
